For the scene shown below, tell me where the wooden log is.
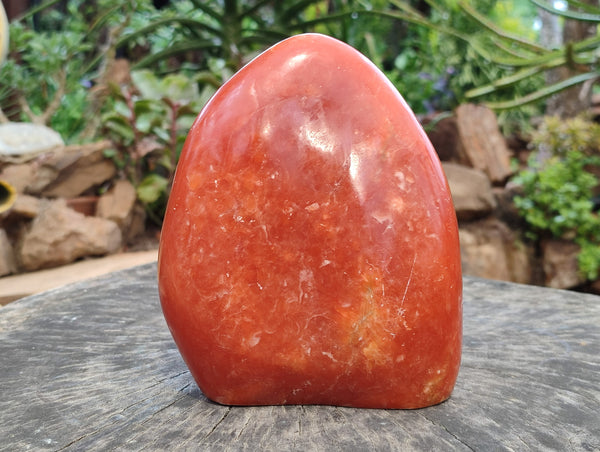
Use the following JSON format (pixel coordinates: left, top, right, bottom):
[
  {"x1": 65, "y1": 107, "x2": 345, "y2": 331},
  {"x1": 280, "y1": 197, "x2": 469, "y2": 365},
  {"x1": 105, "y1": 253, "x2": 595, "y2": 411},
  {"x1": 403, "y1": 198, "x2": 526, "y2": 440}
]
[{"x1": 0, "y1": 264, "x2": 598, "y2": 450}]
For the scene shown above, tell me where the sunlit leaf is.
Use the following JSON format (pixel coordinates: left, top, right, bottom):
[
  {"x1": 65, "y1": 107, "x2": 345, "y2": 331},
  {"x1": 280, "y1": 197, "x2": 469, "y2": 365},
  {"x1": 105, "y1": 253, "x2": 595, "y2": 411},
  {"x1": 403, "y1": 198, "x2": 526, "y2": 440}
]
[{"x1": 136, "y1": 173, "x2": 169, "y2": 204}]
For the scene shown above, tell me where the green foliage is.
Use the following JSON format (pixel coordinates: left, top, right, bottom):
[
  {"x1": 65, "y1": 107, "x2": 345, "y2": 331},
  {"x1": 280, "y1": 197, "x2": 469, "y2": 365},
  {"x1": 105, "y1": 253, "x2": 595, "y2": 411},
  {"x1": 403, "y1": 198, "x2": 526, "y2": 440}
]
[
  {"x1": 0, "y1": 19, "x2": 91, "y2": 137},
  {"x1": 384, "y1": 19, "x2": 458, "y2": 114},
  {"x1": 112, "y1": 0, "x2": 544, "y2": 121},
  {"x1": 461, "y1": 1, "x2": 600, "y2": 112},
  {"x1": 1, "y1": 0, "x2": 552, "y2": 137},
  {"x1": 102, "y1": 69, "x2": 207, "y2": 224},
  {"x1": 0, "y1": 0, "x2": 156, "y2": 141},
  {"x1": 490, "y1": 0, "x2": 539, "y2": 41},
  {"x1": 118, "y1": 0, "x2": 380, "y2": 73},
  {"x1": 513, "y1": 116, "x2": 600, "y2": 280},
  {"x1": 351, "y1": 0, "x2": 546, "y2": 124}
]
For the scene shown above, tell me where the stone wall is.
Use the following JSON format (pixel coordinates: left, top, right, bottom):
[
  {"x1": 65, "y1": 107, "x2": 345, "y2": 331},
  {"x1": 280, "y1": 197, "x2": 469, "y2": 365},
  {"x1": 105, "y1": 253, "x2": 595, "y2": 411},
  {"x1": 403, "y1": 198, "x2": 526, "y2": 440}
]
[
  {"x1": 0, "y1": 131, "x2": 144, "y2": 275},
  {"x1": 428, "y1": 104, "x2": 599, "y2": 293}
]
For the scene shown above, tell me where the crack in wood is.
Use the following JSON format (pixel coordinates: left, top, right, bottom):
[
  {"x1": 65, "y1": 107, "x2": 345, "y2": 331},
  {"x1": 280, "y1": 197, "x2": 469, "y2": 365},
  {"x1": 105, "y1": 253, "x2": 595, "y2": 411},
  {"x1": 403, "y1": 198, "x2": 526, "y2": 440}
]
[
  {"x1": 57, "y1": 433, "x2": 95, "y2": 451},
  {"x1": 143, "y1": 393, "x2": 187, "y2": 422},
  {"x1": 298, "y1": 405, "x2": 305, "y2": 435},
  {"x1": 515, "y1": 432, "x2": 531, "y2": 449},
  {"x1": 420, "y1": 413, "x2": 475, "y2": 452},
  {"x1": 204, "y1": 407, "x2": 232, "y2": 439},
  {"x1": 119, "y1": 393, "x2": 159, "y2": 415},
  {"x1": 338, "y1": 408, "x2": 379, "y2": 448},
  {"x1": 149, "y1": 370, "x2": 190, "y2": 387},
  {"x1": 234, "y1": 411, "x2": 253, "y2": 440}
]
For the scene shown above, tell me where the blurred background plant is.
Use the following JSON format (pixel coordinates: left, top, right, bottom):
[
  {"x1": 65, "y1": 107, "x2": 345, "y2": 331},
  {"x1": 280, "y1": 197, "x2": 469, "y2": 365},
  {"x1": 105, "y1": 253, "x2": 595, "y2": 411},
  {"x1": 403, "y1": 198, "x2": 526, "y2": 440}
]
[
  {"x1": 0, "y1": 0, "x2": 156, "y2": 139},
  {"x1": 376, "y1": 0, "x2": 545, "y2": 122},
  {"x1": 513, "y1": 115, "x2": 600, "y2": 280},
  {"x1": 101, "y1": 68, "x2": 207, "y2": 223}
]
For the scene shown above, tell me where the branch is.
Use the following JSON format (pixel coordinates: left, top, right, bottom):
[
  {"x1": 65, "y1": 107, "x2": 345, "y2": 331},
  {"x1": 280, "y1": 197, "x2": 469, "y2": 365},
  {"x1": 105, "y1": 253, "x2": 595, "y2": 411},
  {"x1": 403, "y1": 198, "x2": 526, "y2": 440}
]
[
  {"x1": 17, "y1": 95, "x2": 40, "y2": 124},
  {"x1": 81, "y1": 6, "x2": 133, "y2": 140},
  {"x1": 15, "y1": 68, "x2": 67, "y2": 125},
  {"x1": 38, "y1": 68, "x2": 67, "y2": 125}
]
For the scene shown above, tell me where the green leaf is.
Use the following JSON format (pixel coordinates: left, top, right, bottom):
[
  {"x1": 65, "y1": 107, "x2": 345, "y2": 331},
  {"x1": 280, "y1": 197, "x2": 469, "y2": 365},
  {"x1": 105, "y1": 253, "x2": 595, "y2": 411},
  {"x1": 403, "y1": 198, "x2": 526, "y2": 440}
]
[
  {"x1": 132, "y1": 39, "x2": 220, "y2": 69},
  {"x1": 117, "y1": 16, "x2": 222, "y2": 47},
  {"x1": 483, "y1": 72, "x2": 600, "y2": 110},
  {"x1": 457, "y1": 1, "x2": 545, "y2": 53},
  {"x1": 136, "y1": 174, "x2": 169, "y2": 205},
  {"x1": 133, "y1": 98, "x2": 163, "y2": 117},
  {"x1": 131, "y1": 70, "x2": 162, "y2": 100},
  {"x1": 465, "y1": 66, "x2": 551, "y2": 98},
  {"x1": 530, "y1": 0, "x2": 600, "y2": 22},
  {"x1": 135, "y1": 112, "x2": 162, "y2": 134},
  {"x1": 103, "y1": 119, "x2": 135, "y2": 143},
  {"x1": 160, "y1": 73, "x2": 200, "y2": 105}
]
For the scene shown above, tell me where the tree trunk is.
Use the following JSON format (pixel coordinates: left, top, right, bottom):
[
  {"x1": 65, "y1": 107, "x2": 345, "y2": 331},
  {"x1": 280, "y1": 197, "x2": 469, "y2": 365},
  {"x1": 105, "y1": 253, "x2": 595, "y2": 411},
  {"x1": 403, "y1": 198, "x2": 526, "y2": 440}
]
[
  {"x1": 545, "y1": 1, "x2": 599, "y2": 118},
  {"x1": 2, "y1": 0, "x2": 30, "y2": 20},
  {"x1": 538, "y1": 8, "x2": 561, "y2": 49}
]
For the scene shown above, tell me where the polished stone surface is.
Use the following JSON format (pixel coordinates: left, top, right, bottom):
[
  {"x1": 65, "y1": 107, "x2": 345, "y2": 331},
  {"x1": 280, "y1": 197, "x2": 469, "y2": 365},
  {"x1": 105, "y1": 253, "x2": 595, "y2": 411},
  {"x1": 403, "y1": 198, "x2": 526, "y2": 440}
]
[{"x1": 159, "y1": 34, "x2": 461, "y2": 408}]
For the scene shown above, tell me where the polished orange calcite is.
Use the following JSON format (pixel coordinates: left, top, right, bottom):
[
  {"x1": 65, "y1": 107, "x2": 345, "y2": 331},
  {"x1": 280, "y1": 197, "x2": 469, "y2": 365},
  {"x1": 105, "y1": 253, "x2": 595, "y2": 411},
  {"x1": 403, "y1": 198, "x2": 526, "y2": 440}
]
[{"x1": 158, "y1": 34, "x2": 462, "y2": 408}]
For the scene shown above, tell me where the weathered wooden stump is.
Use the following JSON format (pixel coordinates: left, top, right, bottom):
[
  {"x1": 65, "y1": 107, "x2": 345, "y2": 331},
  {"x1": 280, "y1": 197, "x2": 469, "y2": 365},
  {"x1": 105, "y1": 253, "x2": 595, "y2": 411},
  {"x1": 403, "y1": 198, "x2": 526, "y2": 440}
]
[{"x1": 0, "y1": 263, "x2": 598, "y2": 450}]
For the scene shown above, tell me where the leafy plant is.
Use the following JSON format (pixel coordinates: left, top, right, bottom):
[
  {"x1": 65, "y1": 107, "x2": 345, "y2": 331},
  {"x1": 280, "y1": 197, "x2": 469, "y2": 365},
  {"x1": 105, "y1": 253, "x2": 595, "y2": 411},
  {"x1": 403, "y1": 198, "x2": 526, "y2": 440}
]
[
  {"x1": 102, "y1": 69, "x2": 208, "y2": 224},
  {"x1": 0, "y1": 0, "x2": 156, "y2": 141},
  {"x1": 118, "y1": 0, "x2": 389, "y2": 73},
  {"x1": 0, "y1": 19, "x2": 91, "y2": 137},
  {"x1": 513, "y1": 115, "x2": 600, "y2": 280},
  {"x1": 458, "y1": 0, "x2": 600, "y2": 112},
  {"x1": 120, "y1": 0, "x2": 268, "y2": 71}
]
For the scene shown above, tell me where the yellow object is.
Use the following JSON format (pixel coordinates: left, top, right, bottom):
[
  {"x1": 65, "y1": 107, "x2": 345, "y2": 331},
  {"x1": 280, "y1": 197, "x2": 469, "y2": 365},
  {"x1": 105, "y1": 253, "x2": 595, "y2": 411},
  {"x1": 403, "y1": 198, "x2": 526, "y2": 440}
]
[
  {"x1": 0, "y1": 180, "x2": 16, "y2": 213},
  {"x1": 1, "y1": 6, "x2": 16, "y2": 214},
  {"x1": 0, "y1": 1, "x2": 8, "y2": 65}
]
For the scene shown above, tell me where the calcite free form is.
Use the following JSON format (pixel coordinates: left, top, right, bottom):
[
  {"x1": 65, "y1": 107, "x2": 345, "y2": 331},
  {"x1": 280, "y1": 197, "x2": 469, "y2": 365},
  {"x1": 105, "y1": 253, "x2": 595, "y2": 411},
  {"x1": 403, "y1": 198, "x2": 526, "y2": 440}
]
[{"x1": 158, "y1": 34, "x2": 462, "y2": 409}]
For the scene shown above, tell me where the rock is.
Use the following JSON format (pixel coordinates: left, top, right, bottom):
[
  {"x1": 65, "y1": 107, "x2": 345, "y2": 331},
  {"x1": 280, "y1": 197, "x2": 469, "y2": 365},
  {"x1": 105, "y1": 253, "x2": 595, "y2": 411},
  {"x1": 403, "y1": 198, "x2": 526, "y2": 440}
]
[
  {"x1": 96, "y1": 180, "x2": 136, "y2": 227},
  {"x1": 126, "y1": 203, "x2": 147, "y2": 244},
  {"x1": 442, "y1": 162, "x2": 496, "y2": 221},
  {"x1": 14, "y1": 140, "x2": 116, "y2": 198},
  {"x1": 65, "y1": 196, "x2": 98, "y2": 217},
  {"x1": 35, "y1": 141, "x2": 116, "y2": 198},
  {"x1": 455, "y1": 104, "x2": 513, "y2": 185},
  {"x1": 459, "y1": 218, "x2": 532, "y2": 284},
  {"x1": 159, "y1": 34, "x2": 462, "y2": 408},
  {"x1": 0, "y1": 195, "x2": 41, "y2": 255},
  {"x1": 541, "y1": 240, "x2": 585, "y2": 289},
  {"x1": 590, "y1": 279, "x2": 600, "y2": 295},
  {"x1": 0, "y1": 229, "x2": 17, "y2": 276},
  {"x1": 0, "y1": 163, "x2": 35, "y2": 193},
  {"x1": 96, "y1": 180, "x2": 145, "y2": 242},
  {"x1": 426, "y1": 115, "x2": 461, "y2": 162},
  {"x1": 9, "y1": 194, "x2": 41, "y2": 219},
  {"x1": 492, "y1": 183, "x2": 525, "y2": 230},
  {"x1": 0, "y1": 123, "x2": 64, "y2": 162},
  {"x1": 18, "y1": 199, "x2": 122, "y2": 271}
]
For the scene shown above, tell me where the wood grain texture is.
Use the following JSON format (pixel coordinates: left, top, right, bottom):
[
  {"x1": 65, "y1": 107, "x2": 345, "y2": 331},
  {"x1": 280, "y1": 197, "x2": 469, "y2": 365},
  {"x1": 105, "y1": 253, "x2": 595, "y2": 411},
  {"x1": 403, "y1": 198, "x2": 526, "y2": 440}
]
[{"x1": 1, "y1": 264, "x2": 598, "y2": 451}]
